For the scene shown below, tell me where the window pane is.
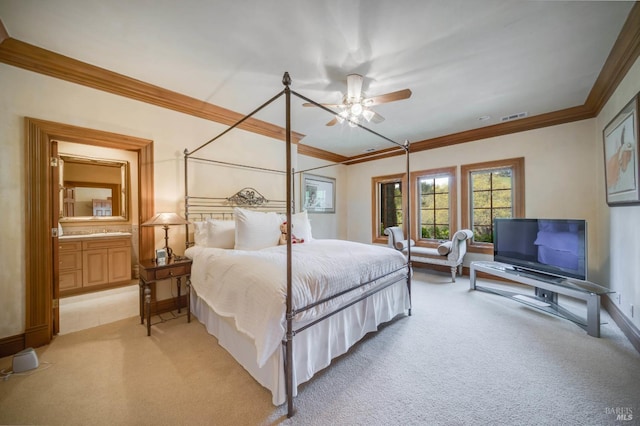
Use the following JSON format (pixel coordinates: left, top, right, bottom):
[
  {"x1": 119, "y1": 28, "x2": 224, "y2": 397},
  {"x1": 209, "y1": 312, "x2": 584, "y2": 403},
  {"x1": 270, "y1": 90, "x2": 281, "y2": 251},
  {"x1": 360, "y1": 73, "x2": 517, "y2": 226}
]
[
  {"x1": 470, "y1": 168, "x2": 514, "y2": 243},
  {"x1": 492, "y1": 170, "x2": 513, "y2": 189},
  {"x1": 492, "y1": 189, "x2": 512, "y2": 207},
  {"x1": 421, "y1": 195, "x2": 434, "y2": 209},
  {"x1": 472, "y1": 172, "x2": 491, "y2": 190},
  {"x1": 434, "y1": 193, "x2": 449, "y2": 208},
  {"x1": 436, "y1": 210, "x2": 449, "y2": 227},
  {"x1": 421, "y1": 212, "x2": 435, "y2": 225},
  {"x1": 473, "y1": 208, "x2": 492, "y2": 225},
  {"x1": 379, "y1": 181, "x2": 402, "y2": 236},
  {"x1": 474, "y1": 190, "x2": 491, "y2": 207},
  {"x1": 421, "y1": 180, "x2": 434, "y2": 194},
  {"x1": 418, "y1": 175, "x2": 451, "y2": 241}
]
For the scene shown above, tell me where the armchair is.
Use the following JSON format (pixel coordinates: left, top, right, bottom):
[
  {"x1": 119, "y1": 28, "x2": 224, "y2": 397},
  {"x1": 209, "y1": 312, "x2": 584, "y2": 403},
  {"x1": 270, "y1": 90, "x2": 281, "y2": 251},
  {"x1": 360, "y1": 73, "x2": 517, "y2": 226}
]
[{"x1": 384, "y1": 227, "x2": 474, "y2": 282}]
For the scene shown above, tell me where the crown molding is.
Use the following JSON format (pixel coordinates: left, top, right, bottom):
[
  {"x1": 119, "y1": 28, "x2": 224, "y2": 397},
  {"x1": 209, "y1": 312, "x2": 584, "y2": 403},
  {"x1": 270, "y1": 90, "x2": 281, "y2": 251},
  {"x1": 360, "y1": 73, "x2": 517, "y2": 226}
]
[
  {"x1": 297, "y1": 144, "x2": 349, "y2": 164},
  {"x1": 585, "y1": 1, "x2": 640, "y2": 115},
  {"x1": 0, "y1": 34, "x2": 304, "y2": 146}
]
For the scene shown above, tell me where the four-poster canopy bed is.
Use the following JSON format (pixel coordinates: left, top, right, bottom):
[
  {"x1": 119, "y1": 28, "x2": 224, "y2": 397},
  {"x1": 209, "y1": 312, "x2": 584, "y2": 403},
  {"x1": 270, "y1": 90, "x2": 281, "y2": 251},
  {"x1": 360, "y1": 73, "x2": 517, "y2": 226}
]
[{"x1": 182, "y1": 72, "x2": 412, "y2": 417}]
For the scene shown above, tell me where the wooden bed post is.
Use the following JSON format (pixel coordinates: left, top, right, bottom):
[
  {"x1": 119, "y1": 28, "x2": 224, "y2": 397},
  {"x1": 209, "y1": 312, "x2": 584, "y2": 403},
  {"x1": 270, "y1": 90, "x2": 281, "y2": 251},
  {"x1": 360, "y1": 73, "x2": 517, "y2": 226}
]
[{"x1": 283, "y1": 72, "x2": 295, "y2": 418}]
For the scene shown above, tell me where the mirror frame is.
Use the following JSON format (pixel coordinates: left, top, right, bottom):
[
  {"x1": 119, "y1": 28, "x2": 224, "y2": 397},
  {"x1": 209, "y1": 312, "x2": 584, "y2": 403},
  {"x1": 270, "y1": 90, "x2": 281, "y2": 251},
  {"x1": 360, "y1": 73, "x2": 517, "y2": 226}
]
[{"x1": 59, "y1": 154, "x2": 130, "y2": 222}]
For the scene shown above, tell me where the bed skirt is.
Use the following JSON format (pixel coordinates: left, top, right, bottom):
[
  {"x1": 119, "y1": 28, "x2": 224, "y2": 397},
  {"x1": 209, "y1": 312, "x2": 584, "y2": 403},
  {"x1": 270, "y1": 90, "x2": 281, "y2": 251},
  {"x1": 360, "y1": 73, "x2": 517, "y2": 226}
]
[{"x1": 190, "y1": 277, "x2": 410, "y2": 405}]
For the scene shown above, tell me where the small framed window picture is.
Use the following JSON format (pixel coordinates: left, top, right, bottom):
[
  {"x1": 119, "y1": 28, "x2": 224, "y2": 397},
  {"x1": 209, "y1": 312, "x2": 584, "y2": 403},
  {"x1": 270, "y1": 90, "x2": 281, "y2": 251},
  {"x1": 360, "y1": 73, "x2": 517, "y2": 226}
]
[{"x1": 155, "y1": 248, "x2": 167, "y2": 265}]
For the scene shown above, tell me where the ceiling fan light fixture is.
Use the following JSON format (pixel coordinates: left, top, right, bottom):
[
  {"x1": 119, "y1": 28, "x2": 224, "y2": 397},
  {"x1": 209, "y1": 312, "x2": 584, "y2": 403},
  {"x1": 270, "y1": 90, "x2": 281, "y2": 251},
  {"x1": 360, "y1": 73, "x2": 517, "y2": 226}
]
[
  {"x1": 346, "y1": 74, "x2": 363, "y2": 101},
  {"x1": 362, "y1": 109, "x2": 375, "y2": 122},
  {"x1": 350, "y1": 102, "x2": 363, "y2": 116}
]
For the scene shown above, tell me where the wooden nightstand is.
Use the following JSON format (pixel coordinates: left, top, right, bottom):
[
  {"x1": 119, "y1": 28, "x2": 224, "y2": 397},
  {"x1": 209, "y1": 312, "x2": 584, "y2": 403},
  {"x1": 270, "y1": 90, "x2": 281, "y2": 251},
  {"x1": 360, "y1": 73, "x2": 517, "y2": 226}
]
[{"x1": 138, "y1": 257, "x2": 192, "y2": 336}]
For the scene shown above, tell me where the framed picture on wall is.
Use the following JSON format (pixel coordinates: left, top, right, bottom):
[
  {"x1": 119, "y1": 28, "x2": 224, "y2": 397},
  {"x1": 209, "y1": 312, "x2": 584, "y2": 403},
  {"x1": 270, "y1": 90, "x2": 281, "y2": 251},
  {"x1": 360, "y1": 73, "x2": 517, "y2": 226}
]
[
  {"x1": 603, "y1": 92, "x2": 639, "y2": 206},
  {"x1": 302, "y1": 174, "x2": 335, "y2": 213}
]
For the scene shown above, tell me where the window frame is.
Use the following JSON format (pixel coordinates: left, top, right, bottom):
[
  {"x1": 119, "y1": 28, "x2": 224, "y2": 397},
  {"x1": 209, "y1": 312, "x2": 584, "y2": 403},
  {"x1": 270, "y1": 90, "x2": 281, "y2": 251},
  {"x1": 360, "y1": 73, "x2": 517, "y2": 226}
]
[
  {"x1": 461, "y1": 157, "x2": 525, "y2": 254},
  {"x1": 410, "y1": 166, "x2": 457, "y2": 248},
  {"x1": 371, "y1": 173, "x2": 407, "y2": 244}
]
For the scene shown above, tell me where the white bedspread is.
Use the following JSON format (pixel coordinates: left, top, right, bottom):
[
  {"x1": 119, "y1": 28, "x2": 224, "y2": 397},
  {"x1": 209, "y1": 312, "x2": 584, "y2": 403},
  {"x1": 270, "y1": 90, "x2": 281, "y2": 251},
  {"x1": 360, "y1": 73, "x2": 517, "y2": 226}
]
[{"x1": 185, "y1": 239, "x2": 407, "y2": 367}]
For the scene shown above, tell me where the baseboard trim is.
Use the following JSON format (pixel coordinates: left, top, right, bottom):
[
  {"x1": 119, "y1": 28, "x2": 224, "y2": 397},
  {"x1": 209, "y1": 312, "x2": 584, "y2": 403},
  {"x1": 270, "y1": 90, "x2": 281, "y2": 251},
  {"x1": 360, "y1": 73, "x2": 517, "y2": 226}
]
[
  {"x1": 413, "y1": 264, "x2": 509, "y2": 284},
  {"x1": 603, "y1": 294, "x2": 640, "y2": 354},
  {"x1": 0, "y1": 333, "x2": 26, "y2": 359}
]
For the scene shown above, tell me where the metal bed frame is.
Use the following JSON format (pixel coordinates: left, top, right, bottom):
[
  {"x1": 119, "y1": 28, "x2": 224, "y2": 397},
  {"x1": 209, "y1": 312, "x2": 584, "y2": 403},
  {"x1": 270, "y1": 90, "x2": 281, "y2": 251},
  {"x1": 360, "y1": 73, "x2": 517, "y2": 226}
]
[{"x1": 183, "y1": 72, "x2": 412, "y2": 417}]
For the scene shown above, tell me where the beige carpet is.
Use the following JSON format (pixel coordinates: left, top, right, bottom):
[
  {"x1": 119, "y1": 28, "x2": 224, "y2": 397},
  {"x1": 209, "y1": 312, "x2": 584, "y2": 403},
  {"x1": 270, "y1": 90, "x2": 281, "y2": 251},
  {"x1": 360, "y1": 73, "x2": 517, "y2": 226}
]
[{"x1": 0, "y1": 270, "x2": 638, "y2": 425}]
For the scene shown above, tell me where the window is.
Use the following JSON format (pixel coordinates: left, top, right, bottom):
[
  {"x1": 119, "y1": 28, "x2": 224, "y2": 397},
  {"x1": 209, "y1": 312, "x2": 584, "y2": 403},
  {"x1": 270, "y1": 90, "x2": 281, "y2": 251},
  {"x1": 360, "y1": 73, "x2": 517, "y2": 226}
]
[
  {"x1": 372, "y1": 168, "x2": 456, "y2": 245},
  {"x1": 410, "y1": 167, "x2": 456, "y2": 245},
  {"x1": 372, "y1": 174, "x2": 405, "y2": 244},
  {"x1": 461, "y1": 158, "x2": 524, "y2": 254}
]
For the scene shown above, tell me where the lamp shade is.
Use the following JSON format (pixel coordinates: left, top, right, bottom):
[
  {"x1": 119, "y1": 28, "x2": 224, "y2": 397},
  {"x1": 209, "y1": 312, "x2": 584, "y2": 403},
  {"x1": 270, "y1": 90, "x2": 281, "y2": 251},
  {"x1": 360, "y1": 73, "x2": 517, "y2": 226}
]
[{"x1": 141, "y1": 212, "x2": 189, "y2": 227}]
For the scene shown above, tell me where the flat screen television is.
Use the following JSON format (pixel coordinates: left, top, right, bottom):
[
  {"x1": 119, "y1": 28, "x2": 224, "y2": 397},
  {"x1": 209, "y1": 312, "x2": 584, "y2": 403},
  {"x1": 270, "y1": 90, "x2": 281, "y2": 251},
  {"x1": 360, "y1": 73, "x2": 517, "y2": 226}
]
[{"x1": 493, "y1": 218, "x2": 587, "y2": 281}]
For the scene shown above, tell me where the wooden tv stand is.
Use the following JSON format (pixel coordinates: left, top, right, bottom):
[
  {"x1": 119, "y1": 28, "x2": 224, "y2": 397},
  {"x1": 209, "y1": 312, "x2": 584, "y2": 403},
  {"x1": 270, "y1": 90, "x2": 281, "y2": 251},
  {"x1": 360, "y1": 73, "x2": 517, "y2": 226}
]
[{"x1": 470, "y1": 261, "x2": 613, "y2": 337}]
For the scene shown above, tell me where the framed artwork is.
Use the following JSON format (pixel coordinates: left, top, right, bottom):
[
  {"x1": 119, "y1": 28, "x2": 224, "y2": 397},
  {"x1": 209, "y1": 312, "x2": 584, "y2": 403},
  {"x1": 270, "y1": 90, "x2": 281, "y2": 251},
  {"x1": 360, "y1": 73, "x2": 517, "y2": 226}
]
[
  {"x1": 603, "y1": 93, "x2": 639, "y2": 206},
  {"x1": 303, "y1": 174, "x2": 335, "y2": 213}
]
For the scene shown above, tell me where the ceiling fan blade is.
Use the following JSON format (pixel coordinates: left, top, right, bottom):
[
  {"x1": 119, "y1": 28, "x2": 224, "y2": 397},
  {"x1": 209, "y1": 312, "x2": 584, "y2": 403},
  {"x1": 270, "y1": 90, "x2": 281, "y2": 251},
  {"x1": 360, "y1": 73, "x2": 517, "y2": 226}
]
[
  {"x1": 364, "y1": 89, "x2": 412, "y2": 106},
  {"x1": 326, "y1": 117, "x2": 339, "y2": 126}
]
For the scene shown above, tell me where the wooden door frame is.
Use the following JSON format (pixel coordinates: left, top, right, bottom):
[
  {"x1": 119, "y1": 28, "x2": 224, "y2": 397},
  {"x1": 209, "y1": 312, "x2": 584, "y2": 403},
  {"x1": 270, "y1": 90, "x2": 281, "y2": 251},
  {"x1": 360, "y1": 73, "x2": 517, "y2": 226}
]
[{"x1": 25, "y1": 117, "x2": 154, "y2": 348}]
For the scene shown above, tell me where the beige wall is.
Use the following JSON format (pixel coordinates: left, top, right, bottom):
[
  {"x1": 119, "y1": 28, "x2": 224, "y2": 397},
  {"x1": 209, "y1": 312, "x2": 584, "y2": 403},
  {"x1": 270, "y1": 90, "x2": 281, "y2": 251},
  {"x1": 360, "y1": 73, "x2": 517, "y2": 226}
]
[
  {"x1": 345, "y1": 119, "x2": 599, "y2": 271},
  {"x1": 296, "y1": 156, "x2": 348, "y2": 240},
  {"x1": 595, "y1": 57, "x2": 640, "y2": 330}
]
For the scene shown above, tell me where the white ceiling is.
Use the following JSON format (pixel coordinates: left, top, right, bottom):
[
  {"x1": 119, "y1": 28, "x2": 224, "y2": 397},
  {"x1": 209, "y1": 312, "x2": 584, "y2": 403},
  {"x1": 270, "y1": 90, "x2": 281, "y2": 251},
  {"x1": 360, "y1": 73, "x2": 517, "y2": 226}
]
[{"x1": 0, "y1": 0, "x2": 634, "y2": 157}]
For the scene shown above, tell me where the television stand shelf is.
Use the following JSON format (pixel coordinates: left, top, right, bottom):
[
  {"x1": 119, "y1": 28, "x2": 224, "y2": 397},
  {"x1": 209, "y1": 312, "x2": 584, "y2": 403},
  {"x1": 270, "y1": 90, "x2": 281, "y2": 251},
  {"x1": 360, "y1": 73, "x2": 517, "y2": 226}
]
[{"x1": 470, "y1": 261, "x2": 613, "y2": 337}]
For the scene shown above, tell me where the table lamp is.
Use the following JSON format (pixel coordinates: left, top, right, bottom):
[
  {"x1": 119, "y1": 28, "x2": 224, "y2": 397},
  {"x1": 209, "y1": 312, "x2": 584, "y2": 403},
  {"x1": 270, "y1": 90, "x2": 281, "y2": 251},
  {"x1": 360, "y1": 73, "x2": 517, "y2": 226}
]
[{"x1": 141, "y1": 212, "x2": 189, "y2": 260}]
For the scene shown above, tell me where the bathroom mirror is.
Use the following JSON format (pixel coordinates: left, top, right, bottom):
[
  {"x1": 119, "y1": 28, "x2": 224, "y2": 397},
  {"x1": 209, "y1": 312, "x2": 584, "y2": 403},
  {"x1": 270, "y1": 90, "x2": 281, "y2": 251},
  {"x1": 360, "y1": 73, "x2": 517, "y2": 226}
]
[{"x1": 59, "y1": 154, "x2": 130, "y2": 222}]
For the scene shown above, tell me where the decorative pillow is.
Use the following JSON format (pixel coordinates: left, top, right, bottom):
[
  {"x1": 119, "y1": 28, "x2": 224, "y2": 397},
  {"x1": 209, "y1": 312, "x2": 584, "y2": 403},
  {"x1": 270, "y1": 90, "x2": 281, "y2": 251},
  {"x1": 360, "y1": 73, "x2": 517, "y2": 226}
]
[
  {"x1": 437, "y1": 241, "x2": 452, "y2": 256},
  {"x1": 234, "y1": 207, "x2": 282, "y2": 250},
  {"x1": 396, "y1": 239, "x2": 415, "y2": 251},
  {"x1": 291, "y1": 211, "x2": 313, "y2": 242},
  {"x1": 206, "y1": 219, "x2": 235, "y2": 249}
]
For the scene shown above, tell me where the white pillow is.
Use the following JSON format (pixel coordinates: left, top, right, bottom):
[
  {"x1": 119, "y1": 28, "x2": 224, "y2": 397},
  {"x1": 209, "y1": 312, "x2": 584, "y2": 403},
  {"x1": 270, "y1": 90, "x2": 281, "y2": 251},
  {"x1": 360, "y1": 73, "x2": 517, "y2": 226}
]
[
  {"x1": 291, "y1": 211, "x2": 313, "y2": 242},
  {"x1": 193, "y1": 221, "x2": 208, "y2": 246},
  {"x1": 234, "y1": 207, "x2": 282, "y2": 250},
  {"x1": 206, "y1": 219, "x2": 235, "y2": 249}
]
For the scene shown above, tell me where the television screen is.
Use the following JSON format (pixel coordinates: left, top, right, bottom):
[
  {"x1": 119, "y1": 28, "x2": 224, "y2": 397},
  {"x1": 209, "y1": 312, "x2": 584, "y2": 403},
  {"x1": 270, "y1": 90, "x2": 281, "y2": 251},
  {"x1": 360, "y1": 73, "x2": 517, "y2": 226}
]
[{"x1": 493, "y1": 218, "x2": 587, "y2": 281}]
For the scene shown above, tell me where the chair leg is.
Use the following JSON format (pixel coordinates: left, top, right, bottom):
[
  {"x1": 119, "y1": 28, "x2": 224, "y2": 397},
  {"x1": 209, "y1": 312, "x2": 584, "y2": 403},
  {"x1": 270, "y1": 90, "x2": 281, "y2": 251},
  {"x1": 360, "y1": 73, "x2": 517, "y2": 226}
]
[{"x1": 450, "y1": 266, "x2": 456, "y2": 282}]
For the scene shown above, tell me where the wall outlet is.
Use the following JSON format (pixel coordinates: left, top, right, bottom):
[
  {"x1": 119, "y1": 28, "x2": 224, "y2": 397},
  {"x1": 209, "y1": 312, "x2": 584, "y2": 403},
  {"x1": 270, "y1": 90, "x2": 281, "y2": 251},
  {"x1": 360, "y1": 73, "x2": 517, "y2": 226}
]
[
  {"x1": 617, "y1": 293, "x2": 622, "y2": 304},
  {"x1": 631, "y1": 304, "x2": 634, "y2": 318}
]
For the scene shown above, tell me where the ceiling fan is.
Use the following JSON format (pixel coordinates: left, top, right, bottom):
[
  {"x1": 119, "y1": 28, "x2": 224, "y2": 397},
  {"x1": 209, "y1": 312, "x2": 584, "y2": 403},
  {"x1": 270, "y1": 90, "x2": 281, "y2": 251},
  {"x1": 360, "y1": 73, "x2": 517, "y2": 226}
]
[{"x1": 303, "y1": 74, "x2": 412, "y2": 127}]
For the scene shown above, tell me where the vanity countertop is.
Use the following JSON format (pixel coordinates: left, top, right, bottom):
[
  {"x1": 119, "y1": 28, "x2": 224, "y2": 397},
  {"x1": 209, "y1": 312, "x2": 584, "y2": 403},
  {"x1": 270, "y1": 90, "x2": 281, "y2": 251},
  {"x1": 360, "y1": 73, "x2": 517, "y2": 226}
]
[{"x1": 59, "y1": 232, "x2": 132, "y2": 240}]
